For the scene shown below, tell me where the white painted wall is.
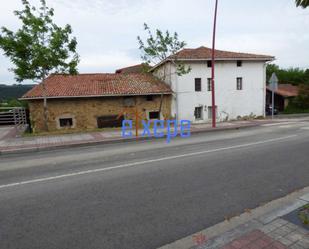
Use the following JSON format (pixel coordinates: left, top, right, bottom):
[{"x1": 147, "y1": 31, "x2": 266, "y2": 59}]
[{"x1": 154, "y1": 60, "x2": 267, "y2": 123}]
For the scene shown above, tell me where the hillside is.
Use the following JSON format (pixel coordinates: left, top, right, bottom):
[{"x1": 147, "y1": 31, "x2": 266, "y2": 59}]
[{"x1": 0, "y1": 84, "x2": 35, "y2": 101}]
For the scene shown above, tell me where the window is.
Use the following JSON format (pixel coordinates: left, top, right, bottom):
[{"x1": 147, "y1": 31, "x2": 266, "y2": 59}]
[
  {"x1": 207, "y1": 78, "x2": 212, "y2": 91},
  {"x1": 236, "y1": 77, "x2": 243, "y2": 90},
  {"x1": 97, "y1": 115, "x2": 123, "y2": 128},
  {"x1": 149, "y1": 111, "x2": 160, "y2": 120},
  {"x1": 194, "y1": 107, "x2": 203, "y2": 120},
  {"x1": 208, "y1": 106, "x2": 218, "y2": 119},
  {"x1": 146, "y1": 95, "x2": 154, "y2": 101},
  {"x1": 59, "y1": 118, "x2": 73, "y2": 128},
  {"x1": 195, "y1": 78, "x2": 202, "y2": 92},
  {"x1": 237, "y1": 60, "x2": 242, "y2": 67},
  {"x1": 207, "y1": 61, "x2": 212, "y2": 68}
]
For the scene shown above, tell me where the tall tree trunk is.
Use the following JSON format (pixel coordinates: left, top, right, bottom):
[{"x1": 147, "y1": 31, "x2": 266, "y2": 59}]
[
  {"x1": 42, "y1": 75, "x2": 49, "y2": 132},
  {"x1": 42, "y1": 3, "x2": 49, "y2": 132},
  {"x1": 159, "y1": 93, "x2": 163, "y2": 119}
]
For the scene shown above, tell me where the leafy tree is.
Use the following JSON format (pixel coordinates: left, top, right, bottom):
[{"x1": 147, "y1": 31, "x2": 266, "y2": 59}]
[
  {"x1": 296, "y1": 0, "x2": 309, "y2": 8},
  {"x1": 0, "y1": 0, "x2": 79, "y2": 131},
  {"x1": 0, "y1": 98, "x2": 27, "y2": 108},
  {"x1": 304, "y1": 69, "x2": 309, "y2": 82},
  {"x1": 8, "y1": 99, "x2": 27, "y2": 108},
  {"x1": 266, "y1": 64, "x2": 280, "y2": 82},
  {"x1": 137, "y1": 23, "x2": 191, "y2": 76},
  {"x1": 295, "y1": 84, "x2": 309, "y2": 108},
  {"x1": 266, "y1": 64, "x2": 309, "y2": 85}
]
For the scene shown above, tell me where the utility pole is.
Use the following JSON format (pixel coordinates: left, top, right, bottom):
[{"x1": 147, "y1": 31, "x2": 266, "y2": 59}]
[{"x1": 211, "y1": 0, "x2": 219, "y2": 128}]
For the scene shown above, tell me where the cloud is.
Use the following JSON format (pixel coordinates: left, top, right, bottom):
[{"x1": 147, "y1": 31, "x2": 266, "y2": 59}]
[
  {"x1": 0, "y1": 0, "x2": 309, "y2": 84},
  {"x1": 79, "y1": 51, "x2": 141, "y2": 73}
]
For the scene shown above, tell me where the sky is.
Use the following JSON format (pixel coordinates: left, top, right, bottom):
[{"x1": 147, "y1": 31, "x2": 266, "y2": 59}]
[{"x1": 0, "y1": 0, "x2": 308, "y2": 84}]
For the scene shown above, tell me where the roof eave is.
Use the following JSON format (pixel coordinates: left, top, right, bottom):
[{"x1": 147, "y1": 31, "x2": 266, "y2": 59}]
[
  {"x1": 150, "y1": 57, "x2": 275, "y2": 71},
  {"x1": 19, "y1": 92, "x2": 173, "y2": 101}
]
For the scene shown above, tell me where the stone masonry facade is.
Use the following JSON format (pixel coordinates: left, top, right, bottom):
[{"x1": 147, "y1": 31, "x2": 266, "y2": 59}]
[{"x1": 28, "y1": 95, "x2": 172, "y2": 133}]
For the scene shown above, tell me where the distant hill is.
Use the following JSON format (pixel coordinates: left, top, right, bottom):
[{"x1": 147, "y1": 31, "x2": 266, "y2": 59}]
[{"x1": 0, "y1": 84, "x2": 35, "y2": 101}]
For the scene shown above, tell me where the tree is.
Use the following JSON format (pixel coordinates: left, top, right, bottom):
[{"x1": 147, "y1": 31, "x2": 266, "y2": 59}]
[
  {"x1": 266, "y1": 64, "x2": 280, "y2": 82},
  {"x1": 266, "y1": 64, "x2": 309, "y2": 85},
  {"x1": 295, "y1": 84, "x2": 309, "y2": 108},
  {"x1": 0, "y1": 0, "x2": 79, "y2": 131},
  {"x1": 137, "y1": 23, "x2": 191, "y2": 76},
  {"x1": 296, "y1": 0, "x2": 309, "y2": 8}
]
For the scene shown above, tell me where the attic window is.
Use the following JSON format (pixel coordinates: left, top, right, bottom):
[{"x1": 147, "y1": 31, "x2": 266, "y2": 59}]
[
  {"x1": 237, "y1": 60, "x2": 242, "y2": 67},
  {"x1": 207, "y1": 61, "x2": 212, "y2": 68}
]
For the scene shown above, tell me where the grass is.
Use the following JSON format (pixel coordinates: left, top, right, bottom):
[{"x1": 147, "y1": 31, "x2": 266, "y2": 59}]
[{"x1": 298, "y1": 204, "x2": 309, "y2": 226}]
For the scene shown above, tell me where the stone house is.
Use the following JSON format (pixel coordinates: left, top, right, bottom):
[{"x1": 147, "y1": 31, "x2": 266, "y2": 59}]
[{"x1": 21, "y1": 73, "x2": 172, "y2": 132}]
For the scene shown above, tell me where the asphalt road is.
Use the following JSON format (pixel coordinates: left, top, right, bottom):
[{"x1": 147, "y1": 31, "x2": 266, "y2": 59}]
[{"x1": 0, "y1": 121, "x2": 309, "y2": 249}]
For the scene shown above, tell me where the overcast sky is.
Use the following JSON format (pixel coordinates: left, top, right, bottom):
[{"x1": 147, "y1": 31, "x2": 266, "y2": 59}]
[{"x1": 0, "y1": 0, "x2": 308, "y2": 84}]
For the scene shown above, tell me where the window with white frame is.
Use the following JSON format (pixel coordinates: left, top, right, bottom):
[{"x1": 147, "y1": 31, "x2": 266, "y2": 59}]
[
  {"x1": 194, "y1": 107, "x2": 203, "y2": 120},
  {"x1": 207, "y1": 78, "x2": 212, "y2": 91},
  {"x1": 236, "y1": 77, "x2": 243, "y2": 90},
  {"x1": 59, "y1": 118, "x2": 73, "y2": 128},
  {"x1": 195, "y1": 78, "x2": 202, "y2": 92},
  {"x1": 57, "y1": 114, "x2": 76, "y2": 129}
]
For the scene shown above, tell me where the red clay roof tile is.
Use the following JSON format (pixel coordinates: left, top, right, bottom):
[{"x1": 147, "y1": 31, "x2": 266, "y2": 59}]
[
  {"x1": 115, "y1": 64, "x2": 150, "y2": 74},
  {"x1": 267, "y1": 84, "x2": 299, "y2": 97},
  {"x1": 171, "y1": 46, "x2": 274, "y2": 60},
  {"x1": 22, "y1": 73, "x2": 172, "y2": 99}
]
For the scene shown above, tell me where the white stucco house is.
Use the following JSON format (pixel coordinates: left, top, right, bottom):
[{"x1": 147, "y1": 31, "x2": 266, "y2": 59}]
[{"x1": 151, "y1": 46, "x2": 275, "y2": 123}]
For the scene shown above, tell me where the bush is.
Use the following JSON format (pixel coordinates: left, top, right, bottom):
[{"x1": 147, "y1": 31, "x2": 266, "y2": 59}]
[
  {"x1": 294, "y1": 84, "x2": 309, "y2": 109},
  {"x1": 283, "y1": 106, "x2": 309, "y2": 114},
  {"x1": 0, "y1": 98, "x2": 28, "y2": 108}
]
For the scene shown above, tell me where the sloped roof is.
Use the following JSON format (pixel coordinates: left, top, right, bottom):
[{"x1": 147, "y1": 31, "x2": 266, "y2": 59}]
[
  {"x1": 267, "y1": 84, "x2": 299, "y2": 97},
  {"x1": 115, "y1": 64, "x2": 150, "y2": 74},
  {"x1": 172, "y1": 46, "x2": 274, "y2": 60},
  {"x1": 151, "y1": 46, "x2": 274, "y2": 71},
  {"x1": 21, "y1": 73, "x2": 172, "y2": 100}
]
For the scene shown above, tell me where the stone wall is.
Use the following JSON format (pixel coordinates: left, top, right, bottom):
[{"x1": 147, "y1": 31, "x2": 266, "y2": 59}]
[{"x1": 28, "y1": 95, "x2": 172, "y2": 132}]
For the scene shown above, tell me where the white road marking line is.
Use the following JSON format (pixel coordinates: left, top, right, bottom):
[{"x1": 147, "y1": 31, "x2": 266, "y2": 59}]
[
  {"x1": 0, "y1": 135, "x2": 297, "y2": 190},
  {"x1": 278, "y1": 125, "x2": 293, "y2": 128},
  {"x1": 301, "y1": 127, "x2": 309, "y2": 130},
  {"x1": 262, "y1": 121, "x2": 308, "y2": 127},
  {"x1": 262, "y1": 122, "x2": 294, "y2": 127}
]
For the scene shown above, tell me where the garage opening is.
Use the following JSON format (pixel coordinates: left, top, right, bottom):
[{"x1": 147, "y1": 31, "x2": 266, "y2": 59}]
[{"x1": 97, "y1": 115, "x2": 124, "y2": 128}]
